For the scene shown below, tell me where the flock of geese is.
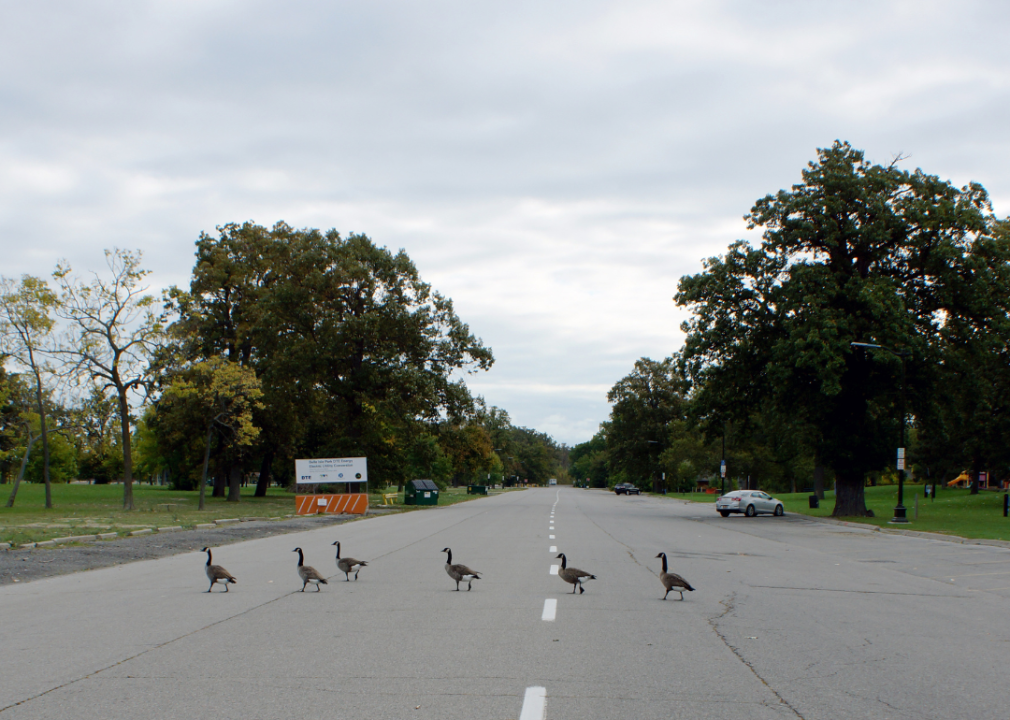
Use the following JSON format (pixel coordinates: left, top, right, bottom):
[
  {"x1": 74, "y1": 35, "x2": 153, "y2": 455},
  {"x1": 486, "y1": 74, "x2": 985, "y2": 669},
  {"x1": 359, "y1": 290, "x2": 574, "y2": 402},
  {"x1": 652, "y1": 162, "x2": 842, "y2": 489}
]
[{"x1": 202, "y1": 544, "x2": 695, "y2": 600}]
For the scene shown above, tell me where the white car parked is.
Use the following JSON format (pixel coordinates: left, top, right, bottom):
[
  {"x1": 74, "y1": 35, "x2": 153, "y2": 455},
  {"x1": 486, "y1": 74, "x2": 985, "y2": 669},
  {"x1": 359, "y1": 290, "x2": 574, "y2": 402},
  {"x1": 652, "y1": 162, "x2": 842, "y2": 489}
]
[{"x1": 716, "y1": 490, "x2": 785, "y2": 517}]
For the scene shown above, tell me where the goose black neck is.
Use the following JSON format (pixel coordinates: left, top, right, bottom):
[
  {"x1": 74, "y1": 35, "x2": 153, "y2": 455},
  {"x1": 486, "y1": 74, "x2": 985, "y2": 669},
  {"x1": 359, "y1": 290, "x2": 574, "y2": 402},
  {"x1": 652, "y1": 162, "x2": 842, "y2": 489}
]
[
  {"x1": 296, "y1": 549, "x2": 304, "y2": 566},
  {"x1": 559, "y1": 554, "x2": 567, "y2": 569},
  {"x1": 205, "y1": 550, "x2": 212, "y2": 567},
  {"x1": 334, "y1": 542, "x2": 341, "y2": 559},
  {"x1": 445, "y1": 549, "x2": 452, "y2": 564},
  {"x1": 660, "y1": 553, "x2": 668, "y2": 572}
]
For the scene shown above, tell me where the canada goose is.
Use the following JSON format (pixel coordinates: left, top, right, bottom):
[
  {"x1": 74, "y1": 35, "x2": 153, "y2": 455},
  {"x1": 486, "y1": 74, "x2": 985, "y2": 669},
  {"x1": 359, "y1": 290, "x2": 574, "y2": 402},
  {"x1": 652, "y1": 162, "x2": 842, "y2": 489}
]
[
  {"x1": 332, "y1": 541, "x2": 368, "y2": 581},
  {"x1": 442, "y1": 547, "x2": 480, "y2": 591},
  {"x1": 655, "y1": 552, "x2": 694, "y2": 600},
  {"x1": 556, "y1": 553, "x2": 596, "y2": 594},
  {"x1": 202, "y1": 547, "x2": 236, "y2": 593},
  {"x1": 293, "y1": 547, "x2": 328, "y2": 591}
]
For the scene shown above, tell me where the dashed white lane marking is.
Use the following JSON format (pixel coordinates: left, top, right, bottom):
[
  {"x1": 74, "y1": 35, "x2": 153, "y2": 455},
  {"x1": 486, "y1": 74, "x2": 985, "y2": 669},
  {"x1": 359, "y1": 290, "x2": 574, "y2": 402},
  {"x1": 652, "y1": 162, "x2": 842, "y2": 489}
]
[
  {"x1": 549, "y1": 546, "x2": 557, "y2": 552},
  {"x1": 549, "y1": 535, "x2": 555, "y2": 539},
  {"x1": 541, "y1": 599, "x2": 557, "y2": 621},
  {"x1": 549, "y1": 564, "x2": 559, "y2": 575},
  {"x1": 520, "y1": 686, "x2": 547, "y2": 720}
]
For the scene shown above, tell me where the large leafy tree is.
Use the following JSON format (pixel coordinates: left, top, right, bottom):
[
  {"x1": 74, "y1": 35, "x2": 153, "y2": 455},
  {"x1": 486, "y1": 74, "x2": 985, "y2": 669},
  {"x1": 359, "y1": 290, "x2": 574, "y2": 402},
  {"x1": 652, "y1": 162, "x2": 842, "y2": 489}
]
[
  {"x1": 0, "y1": 275, "x2": 58, "y2": 507},
  {"x1": 915, "y1": 218, "x2": 1010, "y2": 491},
  {"x1": 606, "y1": 357, "x2": 688, "y2": 491},
  {"x1": 167, "y1": 222, "x2": 494, "y2": 488},
  {"x1": 157, "y1": 358, "x2": 263, "y2": 508},
  {"x1": 676, "y1": 142, "x2": 1007, "y2": 516},
  {"x1": 571, "y1": 430, "x2": 609, "y2": 487},
  {"x1": 54, "y1": 249, "x2": 165, "y2": 510}
]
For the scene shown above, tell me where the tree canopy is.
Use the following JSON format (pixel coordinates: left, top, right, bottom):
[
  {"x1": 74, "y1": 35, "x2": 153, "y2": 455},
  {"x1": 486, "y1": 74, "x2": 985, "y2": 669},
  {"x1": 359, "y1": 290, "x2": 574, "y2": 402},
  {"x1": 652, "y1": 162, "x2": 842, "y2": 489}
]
[
  {"x1": 675, "y1": 141, "x2": 1010, "y2": 515},
  {"x1": 158, "y1": 222, "x2": 496, "y2": 491}
]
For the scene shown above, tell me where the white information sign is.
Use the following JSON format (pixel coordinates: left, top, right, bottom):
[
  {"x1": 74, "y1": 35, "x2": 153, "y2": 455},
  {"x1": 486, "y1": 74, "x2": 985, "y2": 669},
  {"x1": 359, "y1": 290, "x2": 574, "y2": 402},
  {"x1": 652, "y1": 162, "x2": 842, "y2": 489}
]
[{"x1": 295, "y1": 457, "x2": 368, "y2": 485}]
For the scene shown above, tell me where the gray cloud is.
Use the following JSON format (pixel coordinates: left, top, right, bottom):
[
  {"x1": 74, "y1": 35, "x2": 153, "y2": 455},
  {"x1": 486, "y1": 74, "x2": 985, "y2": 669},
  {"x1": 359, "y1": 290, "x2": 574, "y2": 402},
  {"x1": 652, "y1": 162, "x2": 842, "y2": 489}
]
[{"x1": 2, "y1": 0, "x2": 1008, "y2": 444}]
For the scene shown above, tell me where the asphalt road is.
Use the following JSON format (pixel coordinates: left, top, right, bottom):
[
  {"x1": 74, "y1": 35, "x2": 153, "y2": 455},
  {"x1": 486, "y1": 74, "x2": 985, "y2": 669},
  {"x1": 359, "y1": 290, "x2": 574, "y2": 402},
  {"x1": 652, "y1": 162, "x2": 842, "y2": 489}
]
[{"x1": 1, "y1": 488, "x2": 1008, "y2": 720}]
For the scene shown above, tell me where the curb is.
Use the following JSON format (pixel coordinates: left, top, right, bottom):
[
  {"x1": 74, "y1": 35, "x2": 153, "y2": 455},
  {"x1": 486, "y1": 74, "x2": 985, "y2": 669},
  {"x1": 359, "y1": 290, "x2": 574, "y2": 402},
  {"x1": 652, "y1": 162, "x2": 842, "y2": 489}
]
[{"x1": 51, "y1": 534, "x2": 99, "y2": 544}]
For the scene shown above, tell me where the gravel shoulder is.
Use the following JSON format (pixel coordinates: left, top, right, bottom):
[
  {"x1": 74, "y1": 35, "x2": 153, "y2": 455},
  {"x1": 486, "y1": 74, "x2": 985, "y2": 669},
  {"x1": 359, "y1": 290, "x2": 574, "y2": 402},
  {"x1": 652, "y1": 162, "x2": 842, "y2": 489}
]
[{"x1": 0, "y1": 510, "x2": 398, "y2": 586}]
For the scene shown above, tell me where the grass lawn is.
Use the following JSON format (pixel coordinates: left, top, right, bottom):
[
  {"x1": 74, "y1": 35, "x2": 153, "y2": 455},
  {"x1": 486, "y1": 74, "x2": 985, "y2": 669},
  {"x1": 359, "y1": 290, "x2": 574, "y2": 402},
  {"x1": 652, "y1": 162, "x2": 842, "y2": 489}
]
[
  {"x1": 656, "y1": 484, "x2": 1010, "y2": 542},
  {"x1": 0, "y1": 482, "x2": 513, "y2": 546}
]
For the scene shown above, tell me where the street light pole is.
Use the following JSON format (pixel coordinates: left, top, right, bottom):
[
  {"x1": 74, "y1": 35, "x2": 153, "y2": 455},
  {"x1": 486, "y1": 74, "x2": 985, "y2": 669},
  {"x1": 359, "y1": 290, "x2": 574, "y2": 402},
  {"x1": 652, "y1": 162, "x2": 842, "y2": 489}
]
[
  {"x1": 721, "y1": 429, "x2": 726, "y2": 496},
  {"x1": 851, "y1": 342, "x2": 910, "y2": 523}
]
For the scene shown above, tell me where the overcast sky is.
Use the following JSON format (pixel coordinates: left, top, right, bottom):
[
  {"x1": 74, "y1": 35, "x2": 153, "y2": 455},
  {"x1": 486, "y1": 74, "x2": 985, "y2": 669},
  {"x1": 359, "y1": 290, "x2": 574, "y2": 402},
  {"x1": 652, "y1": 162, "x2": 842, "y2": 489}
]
[{"x1": 2, "y1": 1, "x2": 1008, "y2": 445}]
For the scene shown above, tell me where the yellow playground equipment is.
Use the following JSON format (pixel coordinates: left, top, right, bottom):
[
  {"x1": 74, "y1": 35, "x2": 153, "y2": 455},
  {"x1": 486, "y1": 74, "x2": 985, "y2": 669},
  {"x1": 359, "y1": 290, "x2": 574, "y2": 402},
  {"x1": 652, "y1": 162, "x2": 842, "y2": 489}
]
[
  {"x1": 948, "y1": 471, "x2": 992, "y2": 488},
  {"x1": 947, "y1": 471, "x2": 970, "y2": 488}
]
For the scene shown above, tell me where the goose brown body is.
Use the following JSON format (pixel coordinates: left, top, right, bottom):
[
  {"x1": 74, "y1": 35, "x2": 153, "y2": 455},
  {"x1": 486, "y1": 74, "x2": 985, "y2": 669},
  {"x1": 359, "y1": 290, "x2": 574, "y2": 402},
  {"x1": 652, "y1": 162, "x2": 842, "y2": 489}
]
[
  {"x1": 332, "y1": 541, "x2": 368, "y2": 581},
  {"x1": 556, "y1": 553, "x2": 596, "y2": 594},
  {"x1": 293, "y1": 547, "x2": 328, "y2": 591},
  {"x1": 656, "y1": 552, "x2": 694, "y2": 600},
  {"x1": 442, "y1": 548, "x2": 480, "y2": 591},
  {"x1": 202, "y1": 547, "x2": 236, "y2": 592}
]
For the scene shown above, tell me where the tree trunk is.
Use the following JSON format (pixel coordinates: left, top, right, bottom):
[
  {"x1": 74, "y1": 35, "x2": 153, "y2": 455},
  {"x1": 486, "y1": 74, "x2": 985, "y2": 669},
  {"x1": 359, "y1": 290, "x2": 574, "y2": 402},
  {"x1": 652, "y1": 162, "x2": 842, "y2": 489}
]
[
  {"x1": 254, "y1": 448, "x2": 274, "y2": 497},
  {"x1": 212, "y1": 437, "x2": 227, "y2": 497},
  {"x1": 6, "y1": 432, "x2": 40, "y2": 508},
  {"x1": 198, "y1": 424, "x2": 213, "y2": 510},
  {"x1": 813, "y1": 464, "x2": 825, "y2": 500},
  {"x1": 832, "y1": 470, "x2": 869, "y2": 516},
  {"x1": 213, "y1": 462, "x2": 227, "y2": 497},
  {"x1": 118, "y1": 386, "x2": 134, "y2": 510},
  {"x1": 32, "y1": 364, "x2": 52, "y2": 509},
  {"x1": 227, "y1": 465, "x2": 242, "y2": 502},
  {"x1": 970, "y1": 454, "x2": 981, "y2": 495}
]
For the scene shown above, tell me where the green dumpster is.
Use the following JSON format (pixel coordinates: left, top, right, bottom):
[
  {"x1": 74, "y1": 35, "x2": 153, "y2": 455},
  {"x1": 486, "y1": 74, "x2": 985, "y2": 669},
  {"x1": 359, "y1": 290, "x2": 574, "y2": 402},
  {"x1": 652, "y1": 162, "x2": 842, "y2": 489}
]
[
  {"x1": 467, "y1": 485, "x2": 488, "y2": 495},
  {"x1": 405, "y1": 479, "x2": 440, "y2": 506}
]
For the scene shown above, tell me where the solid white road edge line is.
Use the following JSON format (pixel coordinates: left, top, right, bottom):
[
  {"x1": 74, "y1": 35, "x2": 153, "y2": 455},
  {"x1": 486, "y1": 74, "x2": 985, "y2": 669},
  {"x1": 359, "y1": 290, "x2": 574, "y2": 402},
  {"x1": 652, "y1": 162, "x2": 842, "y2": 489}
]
[
  {"x1": 549, "y1": 564, "x2": 559, "y2": 575},
  {"x1": 541, "y1": 598, "x2": 557, "y2": 621},
  {"x1": 520, "y1": 685, "x2": 547, "y2": 720}
]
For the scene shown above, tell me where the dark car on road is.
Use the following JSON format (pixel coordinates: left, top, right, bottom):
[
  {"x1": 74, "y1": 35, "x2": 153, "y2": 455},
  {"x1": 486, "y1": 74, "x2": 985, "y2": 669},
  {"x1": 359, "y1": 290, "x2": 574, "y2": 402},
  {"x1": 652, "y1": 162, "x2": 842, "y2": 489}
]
[{"x1": 613, "y1": 483, "x2": 641, "y2": 495}]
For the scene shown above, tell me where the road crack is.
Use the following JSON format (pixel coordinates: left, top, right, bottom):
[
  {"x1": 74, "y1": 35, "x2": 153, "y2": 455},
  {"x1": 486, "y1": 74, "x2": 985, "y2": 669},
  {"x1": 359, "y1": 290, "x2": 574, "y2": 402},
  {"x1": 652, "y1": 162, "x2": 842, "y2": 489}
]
[{"x1": 708, "y1": 593, "x2": 806, "y2": 719}]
